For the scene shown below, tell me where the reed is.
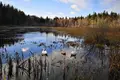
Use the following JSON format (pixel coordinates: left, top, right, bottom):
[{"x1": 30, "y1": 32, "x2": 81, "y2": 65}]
[
  {"x1": 8, "y1": 56, "x2": 13, "y2": 79},
  {"x1": 15, "y1": 52, "x2": 20, "y2": 78},
  {"x1": 0, "y1": 41, "x2": 119, "y2": 80},
  {"x1": 0, "y1": 53, "x2": 2, "y2": 79}
]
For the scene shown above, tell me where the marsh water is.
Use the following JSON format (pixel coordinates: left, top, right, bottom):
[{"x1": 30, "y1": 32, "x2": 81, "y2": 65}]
[
  {"x1": 0, "y1": 27, "x2": 109, "y2": 80},
  {"x1": 0, "y1": 27, "x2": 81, "y2": 58}
]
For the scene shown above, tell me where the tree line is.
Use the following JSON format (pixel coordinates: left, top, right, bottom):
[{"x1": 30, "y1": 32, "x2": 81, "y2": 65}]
[
  {"x1": 0, "y1": 1, "x2": 120, "y2": 27},
  {"x1": 54, "y1": 11, "x2": 120, "y2": 27},
  {"x1": 0, "y1": 2, "x2": 53, "y2": 26}
]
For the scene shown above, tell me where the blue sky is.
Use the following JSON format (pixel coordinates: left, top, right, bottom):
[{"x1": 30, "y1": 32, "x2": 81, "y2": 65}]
[{"x1": 0, "y1": 0, "x2": 120, "y2": 18}]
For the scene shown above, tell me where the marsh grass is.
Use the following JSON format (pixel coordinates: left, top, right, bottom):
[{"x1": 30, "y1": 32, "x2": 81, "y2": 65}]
[
  {"x1": 0, "y1": 35, "x2": 119, "y2": 80},
  {"x1": 109, "y1": 49, "x2": 120, "y2": 80},
  {"x1": 0, "y1": 48, "x2": 117, "y2": 80},
  {"x1": 53, "y1": 26, "x2": 120, "y2": 45}
]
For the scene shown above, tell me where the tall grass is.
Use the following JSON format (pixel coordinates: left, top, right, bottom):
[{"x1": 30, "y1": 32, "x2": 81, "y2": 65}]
[
  {"x1": 53, "y1": 23, "x2": 120, "y2": 46},
  {"x1": 109, "y1": 48, "x2": 120, "y2": 80}
]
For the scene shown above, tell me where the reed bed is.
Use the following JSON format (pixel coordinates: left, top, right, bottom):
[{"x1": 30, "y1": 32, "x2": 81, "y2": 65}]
[{"x1": 0, "y1": 39, "x2": 119, "y2": 80}]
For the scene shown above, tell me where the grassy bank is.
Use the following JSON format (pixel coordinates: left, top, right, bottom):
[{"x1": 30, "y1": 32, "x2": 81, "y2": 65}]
[
  {"x1": 53, "y1": 27, "x2": 87, "y2": 36},
  {"x1": 53, "y1": 27, "x2": 120, "y2": 45}
]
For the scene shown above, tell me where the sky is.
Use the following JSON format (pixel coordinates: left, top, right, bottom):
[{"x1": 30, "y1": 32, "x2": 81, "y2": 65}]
[{"x1": 0, "y1": 0, "x2": 120, "y2": 18}]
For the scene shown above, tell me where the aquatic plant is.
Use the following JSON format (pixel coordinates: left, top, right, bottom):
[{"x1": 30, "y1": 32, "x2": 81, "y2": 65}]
[
  {"x1": 0, "y1": 40, "x2": 118, "y2": 80},
  {"x1": 15, "y1": 52, "x2": 20, "y2": 78},
  {"x1": 0, "y1": 53, "x2": 2, "y2": 79},
  {"x1": 8, "y1": 56, "x2": 13, "y2": 79}
]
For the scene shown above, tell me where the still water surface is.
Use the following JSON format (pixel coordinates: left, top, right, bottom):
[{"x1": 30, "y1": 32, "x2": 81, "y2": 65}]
[
  {"x1": 0, "y1": 27, "x2": 109, "y2": 80},
  {"x1": 0, "y1": 27, "x2": 82, "y2": 58}
]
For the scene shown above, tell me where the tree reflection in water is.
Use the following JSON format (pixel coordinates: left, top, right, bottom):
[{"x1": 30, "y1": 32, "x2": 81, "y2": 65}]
[{"x1": 0, "y1": 27, "x2": 119, "y2": 80}]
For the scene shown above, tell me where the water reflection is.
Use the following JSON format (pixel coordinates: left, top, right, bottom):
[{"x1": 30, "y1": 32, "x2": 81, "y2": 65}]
[
  {"x1": 0, "y1": 27, "x2": 80, "y2": 59},
  {"x1": 0, "y1": 27, "x2": 117, "y2": 80}
]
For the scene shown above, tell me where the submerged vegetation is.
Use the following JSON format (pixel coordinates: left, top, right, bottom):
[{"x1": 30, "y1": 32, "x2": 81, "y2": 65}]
[
  {"x1": 109, "y1": 49, "x2": 120, "y2": 80},
  {"x1": 0, "y1": 1, "x2": 120, "y2": 80},
  {"x1": 0, "y1": 38, "x2": 119, "y2": 80}
]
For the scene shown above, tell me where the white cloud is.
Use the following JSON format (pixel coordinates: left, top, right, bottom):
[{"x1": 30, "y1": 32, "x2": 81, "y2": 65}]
[
  {"x1": 21, "y1": 48, "x2": 29, "y2": 52},
  {"x1": 0, "y1": 0, "x2": 10, "y2": 4},
  {"x1": 58, "y1": 12, "x2": 64, "y2": 15},
  {"x1": 99, "y1": 0, "x2": 120, "y2": 13},
  {"x1": 58, "y1": 0, "x2": 87, "y2": 11},
  {"x1": 70, "y1": 11, "x2": 75, "y2": 15},
  {"x1": 71, "y1": 4, "x2": 80, "y2": 11},
  {"x1": 107, "y1": 0, "x2": 120, "y2": 13},
  {"x1": 23, "y1": 0, "x2": 31, "y2": 2},
  {"x1": 58, "y1": 0, "x2": 120, "y2": 13},
  {"x1": 59, "y1": 0, "x2": 87, "y2": 7},
  {"x1": 0, "y1": 0, "x2": 16, "y2": 6},
  {"x1": 59, "y1": 0, "x2": 68, "y2": 3}
]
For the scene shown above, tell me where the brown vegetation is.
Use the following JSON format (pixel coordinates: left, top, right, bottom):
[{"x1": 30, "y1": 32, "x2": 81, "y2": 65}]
[
  {"x1": 109, "y1": 50, "x2": 120, "y2": 80},
  {"x1": 54, "y1": 26, "x2": 120, "y2": 45}
]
